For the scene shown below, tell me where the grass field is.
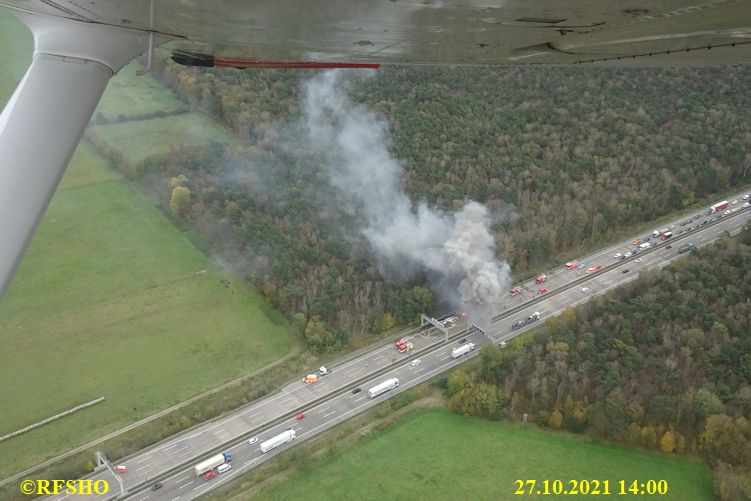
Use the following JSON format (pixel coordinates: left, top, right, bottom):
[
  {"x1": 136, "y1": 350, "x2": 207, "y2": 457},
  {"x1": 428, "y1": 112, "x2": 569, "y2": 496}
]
[
  {"x1": 0, "y1": 10, "x2": 294, "y2": 477},
  {"x1": 257, "y1": 409, "x2": 714, "y2": 501},
  {"x1": 96, "y1": 64, "x2": 186, "y2": 120},
  {"x1": 88, "y1": 112, "x2": 234, "y2": 166}
]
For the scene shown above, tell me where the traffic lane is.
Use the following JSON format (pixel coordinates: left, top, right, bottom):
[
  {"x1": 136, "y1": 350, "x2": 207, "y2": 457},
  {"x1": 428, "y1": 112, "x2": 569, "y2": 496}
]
[
  {"x1": 497, "y1": 189, "x2": 749, "y2": 310},
  {"x1": 492, "y1": 211, "x2": 748, "y2": 344},
  {"x1": 121, "y1": 329, "x2": 485, "y2": 500},
  {"x1": 95, "y1": 324, "x2": 451, "y2": 493},
  {"x1": 169, "y1": 332, "x2": 493, "y2": 500}
]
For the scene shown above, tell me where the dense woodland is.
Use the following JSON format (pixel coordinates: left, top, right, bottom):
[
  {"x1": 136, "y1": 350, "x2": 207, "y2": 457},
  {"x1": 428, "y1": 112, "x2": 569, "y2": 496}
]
[
  {"x1": 446, "y1": 229, "x2": 751, "y2": 500},
  {"x1": 118, "y1": 60, "x2": 751, "y2": 347}
]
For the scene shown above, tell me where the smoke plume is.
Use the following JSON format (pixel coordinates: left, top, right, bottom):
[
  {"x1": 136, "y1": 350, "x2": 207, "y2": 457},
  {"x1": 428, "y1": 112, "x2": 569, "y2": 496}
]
[{"x1": 302, "y1": 71, "x2": 511, "y2": 323}]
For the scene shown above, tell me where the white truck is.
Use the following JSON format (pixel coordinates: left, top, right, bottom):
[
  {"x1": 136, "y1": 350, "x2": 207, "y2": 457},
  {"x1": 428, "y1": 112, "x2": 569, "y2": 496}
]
[
  {"x1": 451, "y1": 342, "x2": 476, "y2": 359},
  {"x1": 367, "y1": 378, "x2": 400, "y2": 398},
  {"x1": 193, "y1": 453, "x2": 227, "y2": 476},
  {"x1": 260, "y1": 429, "x2": 296, "y2": 454},
  {"x1": 639, "y1": 242, "x2": 651, "y2": 250}
]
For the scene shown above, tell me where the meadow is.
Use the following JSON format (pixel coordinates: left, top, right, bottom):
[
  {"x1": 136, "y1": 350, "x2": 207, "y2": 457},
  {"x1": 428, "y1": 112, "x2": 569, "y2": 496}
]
[
  {"x1": 257, "y1": 409, "x2": 714, "y2": 501},
  {"x1": 0, "y1": 11, "x2": 294, "y2": 477}
]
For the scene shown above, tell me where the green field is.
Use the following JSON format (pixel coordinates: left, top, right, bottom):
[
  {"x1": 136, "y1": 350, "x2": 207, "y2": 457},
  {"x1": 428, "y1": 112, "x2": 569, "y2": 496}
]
[
  {"x1": 0, "y1": 10, "x2": 294, "y2": 477},
  {"x1": 88, "y1": 112, "x2": 234, "y2": 166},
  {"x1": 96, "y1": 63, "x2": 186, "y2": 120},
  {"x1": 257, "y1": 409, "x2": 714, "y2": 501}
]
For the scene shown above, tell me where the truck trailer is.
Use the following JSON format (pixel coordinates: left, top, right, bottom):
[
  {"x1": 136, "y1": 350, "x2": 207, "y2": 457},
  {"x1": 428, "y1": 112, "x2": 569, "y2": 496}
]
[
  {"x1": 451, "y1": 342, "x2": 476, "y2": 359},
  {"x1": 193, "y1": 452, "x2": 230, "y2": 476},
  {"x1": 711, "y1": 201, "x2": 729, "y2": 213},
  {"x1": 260, "y1": 429, "x2": 296, "y2": 453},
  {"x1": 367, "y1": 378, "x2": 400, "y2": 398}
]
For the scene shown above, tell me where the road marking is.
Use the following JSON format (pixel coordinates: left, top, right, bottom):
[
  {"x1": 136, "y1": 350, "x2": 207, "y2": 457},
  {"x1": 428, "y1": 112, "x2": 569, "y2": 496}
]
[
  {"x1": 135, "y1": 465, "x2": 151, "y2": 472},
  {"x1": 178, "y1": 481, "x2": 194, "y2": 489},
  {"x1": 137, "y1": 497, "x2": 150, "y2": 501},
  {"x1": 318, "y1": 407, "x2": 330, "y2": 414},
  {"x1": 242, "y1": 410, "x2": 261, "y2": 418},
  {"x1": 440, "y1": 356, "x2": 450, "y2": 361},
  {"x1": 322, "y1": 410, "x2": 336, "y2": 418},
  {"x1": 136, "y1": 456, "x2": 153, "y2": 463},
  {"x1": 414, "y1": 367, "x2": 425, "y2": 374},
  {"x1": 353, "y1": 396, "x2": 366, "y2": 403},
  {"x1": 173, "y1": 445, "x2": 190, "y2": 454},
  {"x1": 342, "y1": 367, "x2": 357, "y2": 374}
]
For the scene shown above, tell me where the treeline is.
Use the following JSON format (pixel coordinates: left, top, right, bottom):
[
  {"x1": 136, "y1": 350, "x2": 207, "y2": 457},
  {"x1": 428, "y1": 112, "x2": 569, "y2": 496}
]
[
  {"x1": 446, "y1": 228, "x2": 751, "y2": 500},
  {"x1": 141, "y1": 58, "x2": 751, "y2": 348},
  {"x1": 124, "y1": 141, "x2": 435, "y2": 350}
]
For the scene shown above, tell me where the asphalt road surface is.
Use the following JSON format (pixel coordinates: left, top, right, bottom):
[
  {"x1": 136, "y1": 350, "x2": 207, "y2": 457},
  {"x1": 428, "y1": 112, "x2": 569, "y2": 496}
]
[{"x1": 44, "y1": 194, "x2": 750, "y2": 500}]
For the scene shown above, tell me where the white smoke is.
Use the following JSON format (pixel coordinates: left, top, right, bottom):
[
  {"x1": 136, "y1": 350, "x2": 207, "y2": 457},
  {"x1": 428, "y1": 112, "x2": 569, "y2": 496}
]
[{"x1": 302, "y1": 71, "x2": 511, "y2": 322}]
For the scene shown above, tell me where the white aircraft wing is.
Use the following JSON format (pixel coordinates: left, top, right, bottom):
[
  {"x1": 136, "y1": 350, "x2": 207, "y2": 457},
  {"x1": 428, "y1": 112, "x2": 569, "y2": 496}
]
[{"x1": 1, "y1": 0, "x2": 751, "y2": 295}]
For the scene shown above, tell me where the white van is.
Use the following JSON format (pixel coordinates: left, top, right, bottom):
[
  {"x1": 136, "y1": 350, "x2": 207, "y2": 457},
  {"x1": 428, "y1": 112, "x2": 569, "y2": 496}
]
[{"x1": 217, "y1": 463, "x2": 232, "y2": 474}]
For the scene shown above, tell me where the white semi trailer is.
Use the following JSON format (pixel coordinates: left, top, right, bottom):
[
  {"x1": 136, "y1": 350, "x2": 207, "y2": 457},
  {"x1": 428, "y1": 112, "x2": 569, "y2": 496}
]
[
  {"x1": 193, "y1": 454, "x2": 226, "y2": 476},
  {"x1": 451, "y1": 342, "x2": 476, "y2": 359},
  {"x1": 260, "y1": 429, "x2": 296, "y2": 453},
  {"x1": 367, "y1": 378, "x2": 400, "y2": 398}
]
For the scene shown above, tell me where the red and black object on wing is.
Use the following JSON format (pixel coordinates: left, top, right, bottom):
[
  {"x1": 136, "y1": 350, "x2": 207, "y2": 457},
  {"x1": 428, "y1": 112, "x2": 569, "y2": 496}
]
[{"x1": 171, "y1": 50, "x2": 380, "y2": 69}]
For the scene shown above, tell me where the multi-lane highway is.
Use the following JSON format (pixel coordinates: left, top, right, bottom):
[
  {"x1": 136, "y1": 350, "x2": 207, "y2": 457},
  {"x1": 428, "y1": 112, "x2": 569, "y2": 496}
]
[{"x1": 45, "y1": 193, "x2": 750, "y2": 500}]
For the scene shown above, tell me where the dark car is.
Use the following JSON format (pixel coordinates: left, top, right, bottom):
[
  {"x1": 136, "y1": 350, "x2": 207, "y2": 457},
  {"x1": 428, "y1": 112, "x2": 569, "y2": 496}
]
[
  {"x1": 666, "y1": 245, "x2": 672, "y2": 249},
  {"x1": 151, "y1": 484, "x2": 163, "y2": 491},
  {"x1": 511, "y1": 320, "x2": 524, "y2": 331},
  {"x1": 621, "y1": 269, "x2": 630, "y2": 274},
  {"x1": 458, "y1": 338, "x2": 467, "y2": 344},
  {"x1": 693, "y1": 214, "x2": 701, "y2": 220},
  {"x1": 351, "y1": 387, "x2": 361, "y2": 394},
  {"x1": 643, "y1": 237, "x2": 651, "y2": 242},
  {"x1": 702, "y1": 220, "x2": 709, "y2": 225}
]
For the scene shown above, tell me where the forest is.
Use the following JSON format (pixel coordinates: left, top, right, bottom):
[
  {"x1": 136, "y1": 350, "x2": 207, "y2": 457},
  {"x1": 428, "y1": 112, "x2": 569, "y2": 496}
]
[
  {"x1": 96, "y1": 59, "x2": 751, "y2": 349},
  {"x1": 445, "y1": 228, "x2": 751, "y2": 500}
]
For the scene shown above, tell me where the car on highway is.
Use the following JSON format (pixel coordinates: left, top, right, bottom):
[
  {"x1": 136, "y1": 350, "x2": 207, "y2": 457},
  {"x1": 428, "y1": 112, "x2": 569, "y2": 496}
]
[
  {"x1": 580, "y1": 287, "x2": 590, "y2": 293},
  {"x1": 511, "y1": 320, "x2": 525, "y2": 331},
  {"x1": 724, "y1": 210, "x2": 732, "y2": 215},
  {"x1": 115, "y1": 465, "x2": 127, "y2": 473},
  {"x1": 624, "y1": 252, "x2": 632, "y2": 258},
  {"x1": 635, "y1": 258, "x2": 643, "y2": 263},
  {"x1": 410, "y1": 359, "x2": 421, "y2": 367},
  {"x1": 613, "y1": 252, "x2": 622, "y2": 259},
  {"x1": 743, "y1": 202, "x2": 750, "y2": 208},
  {"x1": 351, "y1": 387, "x2": 361, "y2": 394},
  {"x1": 217, "y1": 463, "x2": 232, "y2": 474},
  {"x1": 732, "y1": 207, "x2": 739, "y2": 213},
  {"x1": 151, "y1": 484, "x2": 162, "y2": 491},
  {"x1": 744, "y1": 194, "x2": 750, "y2": 200},
  {"x1": 633, "y1": 239, "x2": 641, "y2": 246},
  {"x1": 732, "y1": 199, "x2": 739, "y2": 204},
  {"x1": 538, "y1": 287, "x2": 548, "y2": 294},
  {"x1": 535, "y1": 275, "x2": 547, "y2": 284},
  {"x1": 577, "y1": 263, "x2": 586, "y2": 270},
  {"x1": 622, "y1": 269, "x2": 630, "y2": 274},
  {"x1": 693, "y1": 214, "x2": 700, "y2": 220},
  {"x1": 248, "y1": 437, "x2": 258, "y2": 445},
  {"x1": 296, "y1": 413, "x2": 306, "y2": 420},
  {"x1": 203, "y1": 470, "x2": 217, "y2": 480},
  {"x1": 510, "y1": 287, "x2": 521, "y2": 296},
  {"x1": 566, "y1": 261, "x2": 577, "y2": 270},
  {"x1": 458, "y1": 338, "x2": 467, "y2": 344},
  {"x1": 686, "y1": 226, "x2": 692, "y2": 231}
]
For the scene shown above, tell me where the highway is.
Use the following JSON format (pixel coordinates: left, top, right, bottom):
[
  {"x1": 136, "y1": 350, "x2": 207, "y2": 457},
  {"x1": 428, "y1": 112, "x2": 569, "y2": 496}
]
[{"x1": 45, "y1": 193, "x2": 750, "y2": 500}]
